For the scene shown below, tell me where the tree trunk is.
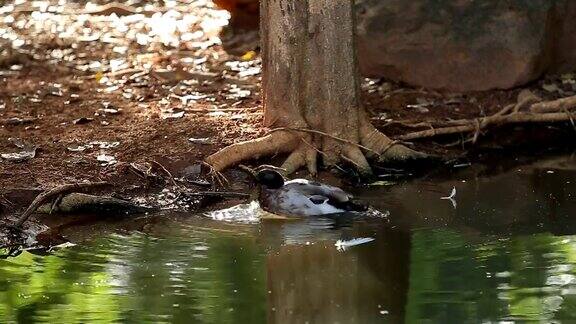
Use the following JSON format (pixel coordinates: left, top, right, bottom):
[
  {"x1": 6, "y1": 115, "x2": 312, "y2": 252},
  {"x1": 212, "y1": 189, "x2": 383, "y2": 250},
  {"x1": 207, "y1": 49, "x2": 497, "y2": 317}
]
[{"x1": 206, "y1": 0, "x2": 424, "y2": 175}]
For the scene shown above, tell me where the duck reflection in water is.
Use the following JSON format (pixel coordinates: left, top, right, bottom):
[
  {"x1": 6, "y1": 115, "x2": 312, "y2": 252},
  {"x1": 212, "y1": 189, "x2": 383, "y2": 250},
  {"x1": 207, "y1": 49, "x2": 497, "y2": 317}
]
[{"x1": 262, "y1": 221, "x2": 411, "y2": 324}]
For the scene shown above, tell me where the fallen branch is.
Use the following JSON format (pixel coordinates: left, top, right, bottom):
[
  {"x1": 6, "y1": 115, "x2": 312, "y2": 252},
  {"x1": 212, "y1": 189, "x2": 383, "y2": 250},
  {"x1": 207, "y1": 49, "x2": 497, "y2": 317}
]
[
  {"x1": 14, "y1": 182, "x2": 109, "y2": 228},
  {"x1": 36, "y1": 193, "x2": 153, "y2": 215},
  {"x1": 530, "y1": 95, "x2": 576, "y2": 113},
  {"x1": 185, "y1": 107, "x2": 261, "y2": 113},
  {"x1": 80, "y1": 68, "x2": 146, "y2": 80},
  {"x1": 399, "y1": 112, "x2": 575, "y2": 141}
]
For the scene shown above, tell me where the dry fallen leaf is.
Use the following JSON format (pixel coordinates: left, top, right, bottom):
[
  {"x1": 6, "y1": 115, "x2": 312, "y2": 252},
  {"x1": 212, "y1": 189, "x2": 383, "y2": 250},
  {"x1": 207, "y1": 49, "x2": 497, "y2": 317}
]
[
  {"x1": 1, "y1": 150, "x2": 36, "y2": 162},
  {"x1": 240, "y1": 50, "x2": 257, "y2": 61},
  {"x1": 1, "y1": 138, "x2": 36, "y2": 162},
  {"x1": 73, "y1": 117, "x2": 94, "y2": 125},
  {"x1": 188, "y1": 137, "x2": 213, "y2": 145},
  {"x1": 542, "y1": 83, "x2": 559, "y2": 93},
  {"x1": 97, "y1": 153, "x2": 117, "y2": 166},
  {"x1": 161, "y1": 110, "x2": 185, "y2": 119}
]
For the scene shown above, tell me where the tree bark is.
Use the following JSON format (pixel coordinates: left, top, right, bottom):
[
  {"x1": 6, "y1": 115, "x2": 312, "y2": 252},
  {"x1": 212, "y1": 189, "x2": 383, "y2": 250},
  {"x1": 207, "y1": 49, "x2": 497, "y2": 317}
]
[{"x1": 206, "y1": 0, "x2": 424, "y2": 175}]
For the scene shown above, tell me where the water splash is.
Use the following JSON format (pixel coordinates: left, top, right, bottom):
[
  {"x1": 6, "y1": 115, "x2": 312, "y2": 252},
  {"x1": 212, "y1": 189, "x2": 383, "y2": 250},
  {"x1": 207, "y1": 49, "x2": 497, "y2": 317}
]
[{"x1": 205, "y1": 201, "x2": 263, "y2": 223}]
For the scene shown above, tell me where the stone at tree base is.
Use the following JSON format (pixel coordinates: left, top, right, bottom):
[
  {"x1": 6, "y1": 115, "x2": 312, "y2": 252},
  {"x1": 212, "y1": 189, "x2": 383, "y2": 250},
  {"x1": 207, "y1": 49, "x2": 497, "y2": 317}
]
[
  {"x1": 555, "y1": 1, "x2": 576, "y2": 73},
  {"x1": 355, "y1": 0, "x2": 558, "y2": 92},
  {"x1": 218, "y1": 0, "x2": 576, "y2": 92}
]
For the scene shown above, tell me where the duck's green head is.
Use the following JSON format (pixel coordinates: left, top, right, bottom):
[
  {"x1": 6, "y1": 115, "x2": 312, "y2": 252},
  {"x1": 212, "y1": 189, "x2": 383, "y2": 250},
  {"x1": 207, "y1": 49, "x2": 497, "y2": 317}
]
[{"x1": 256, "y1": 169, "x2": 285, "y2": 189}]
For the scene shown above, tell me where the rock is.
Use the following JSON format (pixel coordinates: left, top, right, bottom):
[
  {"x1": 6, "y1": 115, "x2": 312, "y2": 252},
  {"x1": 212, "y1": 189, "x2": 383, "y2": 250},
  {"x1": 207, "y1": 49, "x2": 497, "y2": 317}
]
[
  {"x1": 355, "y1": 0, "x2": 556, "y2": 91},
  {"x1": 554, "y1": 2, "x2": 576, "y2": 73},
  {"x1": 219, "y1": 0, "x2": 576, "y2": 91}
]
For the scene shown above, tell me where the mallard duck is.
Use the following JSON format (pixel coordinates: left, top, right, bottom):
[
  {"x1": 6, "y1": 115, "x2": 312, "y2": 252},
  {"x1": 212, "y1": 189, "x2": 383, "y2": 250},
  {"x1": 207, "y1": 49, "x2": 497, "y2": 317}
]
[{"x1": 255, "y1": 169, "x2": 367, "y2": 217}]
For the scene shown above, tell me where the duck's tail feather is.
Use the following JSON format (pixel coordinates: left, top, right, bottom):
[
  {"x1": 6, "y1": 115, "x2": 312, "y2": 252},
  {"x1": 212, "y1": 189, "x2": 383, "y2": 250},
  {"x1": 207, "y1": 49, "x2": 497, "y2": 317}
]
[{"x1": 328, "y1": 198, "x2": 368, "y2": 212}]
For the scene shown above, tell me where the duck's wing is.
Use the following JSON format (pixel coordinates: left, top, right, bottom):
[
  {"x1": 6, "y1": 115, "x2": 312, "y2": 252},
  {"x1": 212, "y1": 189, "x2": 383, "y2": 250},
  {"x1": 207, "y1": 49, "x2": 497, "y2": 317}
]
[
  {"x1": 261, "y1": 187, "x2": 342, "y2": 217},
  {"x1": 284, "y1": 179, "x2": 368, "y2": 212},
  {"x1": 285, "y1": 179, "x2": 353, "y2": 206},
  {"x1": 284, "y1": 179, "x2": 352, "y2": 203}
]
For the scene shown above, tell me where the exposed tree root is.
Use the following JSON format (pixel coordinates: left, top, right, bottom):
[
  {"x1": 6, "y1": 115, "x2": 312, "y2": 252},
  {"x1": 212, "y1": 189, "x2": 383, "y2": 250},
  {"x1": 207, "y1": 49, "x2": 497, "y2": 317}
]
[
  {"x1": 530, "y1": 95, "x2": 576, "y2": 113},
  {"x1": 206, "y1": 93, "x2": 576, "y2": 175},
  {"x1": 399, "y1": 93, "x2": 576, "y2": 141},
  {"x1": 400, "y1": 112, "x2": 576, "y2": 140},
  {"x1": 280, "y1": 140, "x2": 319, "y2": 175},
  {"x1": 359, "y1": 117, "x2": 427, "y2": 162},
  {"x1": 341, "y1": 145, "x2": 372, "y2": 172},
  {"x1": 206, "y1": 131, "x2": 300, "y2": 172},
  {"x1": 206, "y1": 115, "x2": 426, "y2": 175}
]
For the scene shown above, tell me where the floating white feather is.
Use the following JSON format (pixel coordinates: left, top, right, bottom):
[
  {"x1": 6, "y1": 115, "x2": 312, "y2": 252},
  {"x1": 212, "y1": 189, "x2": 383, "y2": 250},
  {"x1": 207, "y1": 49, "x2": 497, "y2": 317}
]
[
  {"x1": 440, "y1": 186, "x2": 457, "y2": 209},
  {"x1": 335, "y1": 237, "x2": 375, "y2": 251}
]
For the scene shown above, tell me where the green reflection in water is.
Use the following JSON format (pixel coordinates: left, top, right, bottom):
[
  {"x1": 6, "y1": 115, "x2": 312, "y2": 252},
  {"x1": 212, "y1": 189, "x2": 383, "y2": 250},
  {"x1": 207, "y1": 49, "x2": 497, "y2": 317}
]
[
  {"x1": 0, "y1": 230, "x2": 266, "y2": 324},
  {"x1": 407, "y1": 229, "x2": 576, "y2": 323},
  {"x1": 5, "y1": 224, "x2": 576, "y2": 323}
]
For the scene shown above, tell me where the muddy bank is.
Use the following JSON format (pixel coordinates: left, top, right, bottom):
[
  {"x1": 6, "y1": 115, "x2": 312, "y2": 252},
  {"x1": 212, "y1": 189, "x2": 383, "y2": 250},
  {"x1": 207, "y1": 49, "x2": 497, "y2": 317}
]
[
  {"x1": 2, "y1": 147, "x2": 575, "y2": 258},
  {"x1": 2, "y1": 141, "x2": 574, "y2": 253}
]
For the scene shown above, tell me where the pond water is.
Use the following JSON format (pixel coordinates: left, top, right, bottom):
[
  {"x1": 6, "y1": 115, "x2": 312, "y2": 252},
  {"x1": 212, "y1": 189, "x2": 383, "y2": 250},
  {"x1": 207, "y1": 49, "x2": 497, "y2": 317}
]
[{"x1": 1, "y1": 155, "x2": 576, "y2": 323}]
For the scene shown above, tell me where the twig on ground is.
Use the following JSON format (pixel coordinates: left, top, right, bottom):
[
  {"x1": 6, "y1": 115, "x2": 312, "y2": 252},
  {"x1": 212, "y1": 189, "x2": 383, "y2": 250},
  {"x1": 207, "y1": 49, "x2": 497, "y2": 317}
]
[
  {"x1": 151, "y1": 160, "x2": 179, "y2": 188},
  {"x1": 80, "y1": 68, "x2": 146, "y2": 80},
  {"x1": 201, "y1": 161, "x2": 229, "y2": 187},
  {"x1": 185, "y1": 107, "x2": 261, "y2": 113},
  {"x1": 0, "y1": 195, "x2": 14, "y2": 208},
  {"x1": 128, "y1": 163, "x2": 148, "y2": 180},
  {"x1": 441, "y1": 135, "x2": 474, "y2": 148},
  {"x1": 14, "y1": 182, "x2": 109, "y2": 227},
  {"x1": 385, "y1": 90, "x2": 544, "y2": 139},
  {"x1": 494, "y1": 103, "x2": 516, "y2": 117},
  {"x1": 49, "y1": 195, "x2": 63, "y2": 215},
  {"x1": 378, "y1": 120, "x2": 436, "y2": 128},
  {"x1": 268, "y1": 127, "x2": 380, "y2": 156},
  {"x1": 238, "y1": 164, "x2": 256, "y2": 177}
]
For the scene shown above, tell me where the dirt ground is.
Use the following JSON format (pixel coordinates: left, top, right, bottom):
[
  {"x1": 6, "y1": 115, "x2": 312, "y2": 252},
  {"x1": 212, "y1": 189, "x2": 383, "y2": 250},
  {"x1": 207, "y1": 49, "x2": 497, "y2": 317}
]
[{"x1": 1, "y1": 0, "x2": 576, "y2": 224}]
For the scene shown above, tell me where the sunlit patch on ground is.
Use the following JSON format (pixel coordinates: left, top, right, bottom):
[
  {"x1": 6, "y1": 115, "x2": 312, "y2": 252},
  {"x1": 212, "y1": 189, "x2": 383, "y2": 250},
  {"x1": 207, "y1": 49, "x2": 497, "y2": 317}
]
[{"x1": 0, "y1": 0, "x2": 265, "y2": 190}]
